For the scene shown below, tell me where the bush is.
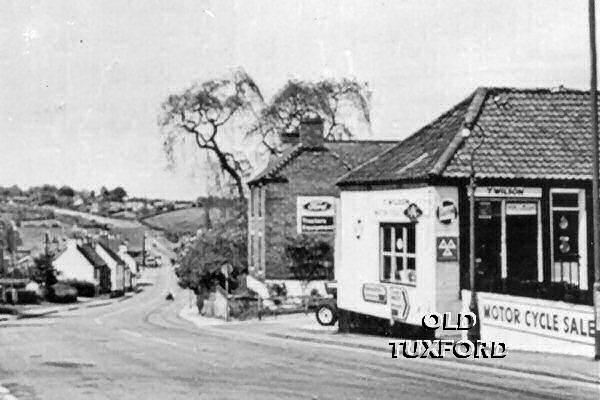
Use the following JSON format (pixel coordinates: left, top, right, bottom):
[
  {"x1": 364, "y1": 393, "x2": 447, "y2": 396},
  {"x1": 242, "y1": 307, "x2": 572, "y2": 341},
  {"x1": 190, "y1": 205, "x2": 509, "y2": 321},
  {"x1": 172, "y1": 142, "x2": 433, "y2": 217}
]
[
  {"x1": 61, "y1": 280, "x2": 96, "y2": 297},
  {"x1": 48, "y1": 283, "x2": 78, "y2": 303},
  {"x1": 285, "y1": 234, "x2": 333, "y2": 281}
]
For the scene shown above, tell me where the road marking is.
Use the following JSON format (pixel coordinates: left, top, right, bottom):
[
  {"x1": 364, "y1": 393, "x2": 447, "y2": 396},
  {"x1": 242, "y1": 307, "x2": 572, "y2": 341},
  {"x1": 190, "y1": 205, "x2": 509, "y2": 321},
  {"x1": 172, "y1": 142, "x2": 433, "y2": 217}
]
[{"x1": 149, "y1": 337, "x2": 179, "y2": 347}]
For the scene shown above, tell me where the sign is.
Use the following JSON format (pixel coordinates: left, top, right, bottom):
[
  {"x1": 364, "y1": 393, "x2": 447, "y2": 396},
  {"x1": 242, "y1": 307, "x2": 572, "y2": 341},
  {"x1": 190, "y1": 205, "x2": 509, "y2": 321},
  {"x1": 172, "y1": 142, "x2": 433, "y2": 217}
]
[
  {"x1": 436, "y1": 199, "x2": 457, "y2": 224},
  {"x1": 476, "y1": 292, "x2": 595, "y2": 346},
  {"x1": 474, "y1": 186, "x2": 542, "y2": 198},
  {"x1": 297, "y1": 196, "x2": 335, "y2": 233},
  {"x1": 436, "y1": 236, "x2": 458, "y2": 261},
  {"x1": 362, "y1": 283, "x2": 387, "y2": 304},
  {"x1": 403, "y1": 203, "x2": 423, "y2": 222},
  {"x1": 506, "y1": 202, "x2": 537, "y2": 216},
  {"x1": 390, "y1": 286, "x2": 410, "y2": 322}
]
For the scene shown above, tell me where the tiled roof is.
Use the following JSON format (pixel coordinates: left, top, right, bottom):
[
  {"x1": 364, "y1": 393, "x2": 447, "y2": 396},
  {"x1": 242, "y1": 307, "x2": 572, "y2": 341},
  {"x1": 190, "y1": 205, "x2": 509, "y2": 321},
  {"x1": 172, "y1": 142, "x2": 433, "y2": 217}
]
[
  {"x1": 98, "y1": 239, "x2": 125, "y2": 265},
  {"x1": 77, "y1": 243, "x2": 107, "y2": 268},
  {"x1": 338, "y1": 87, "x2": 597, "y2": 185},
  {"x1": 247, "y1": 140, "x2": 397, "y2": 185}
]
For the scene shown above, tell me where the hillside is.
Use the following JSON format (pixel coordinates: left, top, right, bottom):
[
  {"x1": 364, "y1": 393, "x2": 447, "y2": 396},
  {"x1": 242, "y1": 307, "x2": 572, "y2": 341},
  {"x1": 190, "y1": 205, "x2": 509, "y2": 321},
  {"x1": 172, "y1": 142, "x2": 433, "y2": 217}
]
[{"x1": 141, "y1": 207, "x2": 225, "y2": 234}]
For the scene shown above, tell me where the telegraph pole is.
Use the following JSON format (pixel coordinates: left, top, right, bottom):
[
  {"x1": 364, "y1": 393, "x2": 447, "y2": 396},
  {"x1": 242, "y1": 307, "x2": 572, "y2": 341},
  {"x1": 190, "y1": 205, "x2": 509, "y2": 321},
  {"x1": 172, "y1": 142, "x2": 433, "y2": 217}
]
[{"x1": 588, "y1": 0, "x2": 600, "y2": 361}]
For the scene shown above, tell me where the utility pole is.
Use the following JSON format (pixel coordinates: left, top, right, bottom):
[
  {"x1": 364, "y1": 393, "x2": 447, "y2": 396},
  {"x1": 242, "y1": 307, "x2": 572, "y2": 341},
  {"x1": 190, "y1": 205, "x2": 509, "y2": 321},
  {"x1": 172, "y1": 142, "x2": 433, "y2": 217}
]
[
  {"x1": 588, "y1": 0, "x2": 600, "y2": 361},
  {"x1": 142, "y1": 231, "x2": 146, "y2": 269}
]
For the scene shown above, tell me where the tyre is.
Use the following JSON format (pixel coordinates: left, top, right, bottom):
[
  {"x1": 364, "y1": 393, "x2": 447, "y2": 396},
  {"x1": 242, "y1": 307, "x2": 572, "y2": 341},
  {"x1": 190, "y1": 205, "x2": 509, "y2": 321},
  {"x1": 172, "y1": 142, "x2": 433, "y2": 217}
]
[{"x1": 315, "y1": 304, "x2": 337, "y2": 326}]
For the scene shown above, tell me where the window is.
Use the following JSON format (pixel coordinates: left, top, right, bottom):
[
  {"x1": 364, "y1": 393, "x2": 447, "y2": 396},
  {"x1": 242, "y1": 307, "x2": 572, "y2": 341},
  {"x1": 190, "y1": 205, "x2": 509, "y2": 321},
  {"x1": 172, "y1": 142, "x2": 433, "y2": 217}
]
[
  {"x1": 249, "y1": 189, "x2": 255, "y2": 217},
  {"x1": 550, "y1": 190, "x2": 585, "y2": 288},
  {"x1": 257, "y1": 188, "x2": 263, "y2": 218},
  {"x1": 380, "y1": 223, "x2": 416, "y2": 285},
  {"x1": 257, "y1": 234, "x2": 263, "y2": 272}
]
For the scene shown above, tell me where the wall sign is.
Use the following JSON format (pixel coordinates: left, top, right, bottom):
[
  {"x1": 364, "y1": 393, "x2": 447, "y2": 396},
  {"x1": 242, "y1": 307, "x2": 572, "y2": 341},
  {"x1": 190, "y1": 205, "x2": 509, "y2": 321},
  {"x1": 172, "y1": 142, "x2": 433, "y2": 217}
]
[
  {"x1": 476, "y1": 292, "x2": 595, "y2": 345},
  {"x1": 506, "y1": 202, "x2": 537, "y2": 216},
  {"x1": 297, "y1": 196, "x2": 336, "y2": 233},
  {"x1": 362, "y1": 283, "x2": 387, "y2": 304},
  {"x1": 390, "y1": 286, "x2": 410, "y2": 322},
  {"x1": 474, "y1": 186, "x2": 542, "y2": 198},
  {"x1": 436, "y1": 236, "x2": 458, "y2": 261},
  {"x1": 404, "y1": 203, "x2": 423, "y2": 222},
  {"x1": 436, "y1": 199, "x2": 458, "y2": 224}
]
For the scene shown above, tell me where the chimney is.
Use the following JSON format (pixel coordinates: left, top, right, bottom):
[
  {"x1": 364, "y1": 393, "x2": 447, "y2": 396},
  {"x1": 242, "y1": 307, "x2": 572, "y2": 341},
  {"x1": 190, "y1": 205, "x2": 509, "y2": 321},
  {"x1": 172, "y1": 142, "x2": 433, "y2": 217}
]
[{"x1": 299, "y1": 116, "x2": 324, "y2": 148}]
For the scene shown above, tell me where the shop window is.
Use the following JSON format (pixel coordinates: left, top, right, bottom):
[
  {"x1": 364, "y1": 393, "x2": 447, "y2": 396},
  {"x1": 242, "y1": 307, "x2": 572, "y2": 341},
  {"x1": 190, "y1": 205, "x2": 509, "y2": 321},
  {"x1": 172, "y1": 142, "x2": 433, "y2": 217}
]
[
  {"x1": 550, "y1": 190, "x2": 585, "y2": 289},
  {"x1": 380, "y1": 223, "x2": 416, "y2": 285}
]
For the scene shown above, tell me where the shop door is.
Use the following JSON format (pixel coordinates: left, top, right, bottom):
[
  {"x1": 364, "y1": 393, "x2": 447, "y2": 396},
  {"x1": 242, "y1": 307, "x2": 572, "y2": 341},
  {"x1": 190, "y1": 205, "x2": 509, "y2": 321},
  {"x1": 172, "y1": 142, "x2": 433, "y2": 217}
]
[
  {"x1": 475, "y1": 201, "x2": 502, "y2": 291},
  {"x1": 506, "y1": 202, "x2": 538, "y2": 282}
]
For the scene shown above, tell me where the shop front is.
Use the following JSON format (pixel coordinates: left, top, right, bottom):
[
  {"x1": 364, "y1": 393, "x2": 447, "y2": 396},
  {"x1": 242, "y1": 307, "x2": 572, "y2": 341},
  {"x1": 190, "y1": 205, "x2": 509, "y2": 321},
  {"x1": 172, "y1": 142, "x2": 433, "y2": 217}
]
[{"x1": 334, "y1": 87, "x2": 599, "y2": 356}]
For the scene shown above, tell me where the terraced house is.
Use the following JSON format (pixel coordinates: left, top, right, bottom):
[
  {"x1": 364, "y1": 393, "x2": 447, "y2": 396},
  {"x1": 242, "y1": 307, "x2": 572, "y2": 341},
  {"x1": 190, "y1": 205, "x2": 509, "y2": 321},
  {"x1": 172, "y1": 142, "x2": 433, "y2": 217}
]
[{"x1": 247, "y1": 117, "x2": 396, "y2": 292}]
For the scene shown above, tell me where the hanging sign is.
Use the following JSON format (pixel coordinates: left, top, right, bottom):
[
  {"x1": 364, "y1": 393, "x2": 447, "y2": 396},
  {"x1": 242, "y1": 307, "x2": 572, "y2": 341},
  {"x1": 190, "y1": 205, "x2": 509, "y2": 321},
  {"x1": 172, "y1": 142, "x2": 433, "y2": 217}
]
[
  {"x1": 297, "y1": 196, "x2": 336, "y2": 233},
  {"x1": 390, "y1": 286, "x2": 410, "y2": 322},
  {"x1": 437, "y1": 236, "x2": 458, "y2": 261},
  {"x1": 362, "y1": 283, "x2": 387, "y2": 304}
]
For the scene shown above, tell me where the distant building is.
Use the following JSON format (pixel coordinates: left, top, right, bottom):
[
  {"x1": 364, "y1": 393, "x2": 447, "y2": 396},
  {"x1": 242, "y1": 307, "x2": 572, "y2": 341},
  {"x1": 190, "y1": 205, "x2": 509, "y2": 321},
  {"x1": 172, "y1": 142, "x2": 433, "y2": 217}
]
[
  {"x1": 95, "y1": 238, "x2": 127, "y2": 294},
  {"x1": 53, "y1": 239, "x2": 111, "y2": 294}
]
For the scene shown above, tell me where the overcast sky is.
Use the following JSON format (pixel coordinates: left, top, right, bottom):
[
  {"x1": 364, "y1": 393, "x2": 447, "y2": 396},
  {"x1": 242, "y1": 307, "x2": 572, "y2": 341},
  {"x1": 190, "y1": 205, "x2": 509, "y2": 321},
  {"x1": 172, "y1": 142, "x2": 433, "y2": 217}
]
[{"x1": 0, "y1": 0, "x2": 592, "y2": 199}]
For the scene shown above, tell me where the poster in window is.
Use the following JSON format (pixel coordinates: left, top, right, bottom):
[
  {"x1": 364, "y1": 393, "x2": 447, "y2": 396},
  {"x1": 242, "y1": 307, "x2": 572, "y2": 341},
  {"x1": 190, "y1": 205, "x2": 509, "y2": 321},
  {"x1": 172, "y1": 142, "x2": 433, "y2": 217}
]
[
  {"x1": 297, "y1": 196, "x2": 336, "y2": 233},
  {"x1": 553, "y1": 210, "x2": 579, "y2": 262}
]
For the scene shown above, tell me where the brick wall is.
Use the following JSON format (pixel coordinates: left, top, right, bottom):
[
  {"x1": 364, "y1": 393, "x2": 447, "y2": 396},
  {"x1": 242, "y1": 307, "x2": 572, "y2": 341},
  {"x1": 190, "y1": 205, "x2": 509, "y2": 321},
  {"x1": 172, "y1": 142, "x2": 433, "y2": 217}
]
[{"x1": 261, "y1": 150, "x2": 347, "y2": 279}]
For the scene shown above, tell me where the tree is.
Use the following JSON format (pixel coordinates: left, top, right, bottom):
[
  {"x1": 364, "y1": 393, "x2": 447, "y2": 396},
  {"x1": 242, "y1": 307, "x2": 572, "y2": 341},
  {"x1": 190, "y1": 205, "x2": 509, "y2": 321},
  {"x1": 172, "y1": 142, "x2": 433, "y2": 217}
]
[
  {"x1": 252, "y1": 78, "x2": 371, "y2": 154},
  {"x1": 160, "y1": 69, "x2": 264, "y2": 200},
  {"x1": 57, "y1": 185, "x2": 75, "y2": 197},
  {"x1": 109, "y1": 187, "x2": 127, "y2": 202},
  {"x1": 31, "y1": 252, "x2": 57, "y2": 287}
]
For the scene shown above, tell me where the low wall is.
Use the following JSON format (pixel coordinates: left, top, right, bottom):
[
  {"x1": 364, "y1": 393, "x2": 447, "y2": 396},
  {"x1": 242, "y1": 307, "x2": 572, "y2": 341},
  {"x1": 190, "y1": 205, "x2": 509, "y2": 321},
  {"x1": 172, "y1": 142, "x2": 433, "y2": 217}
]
[{"x1": 461, "y1": 290, "x2": 595, "y2": 357}]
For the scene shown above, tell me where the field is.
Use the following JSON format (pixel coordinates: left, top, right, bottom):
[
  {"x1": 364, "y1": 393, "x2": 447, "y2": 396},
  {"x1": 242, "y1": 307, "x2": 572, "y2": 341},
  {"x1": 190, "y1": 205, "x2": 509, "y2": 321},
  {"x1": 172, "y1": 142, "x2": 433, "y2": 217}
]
[{"x1": 141, "y1": 207, "x2": 224, "y2": 234}]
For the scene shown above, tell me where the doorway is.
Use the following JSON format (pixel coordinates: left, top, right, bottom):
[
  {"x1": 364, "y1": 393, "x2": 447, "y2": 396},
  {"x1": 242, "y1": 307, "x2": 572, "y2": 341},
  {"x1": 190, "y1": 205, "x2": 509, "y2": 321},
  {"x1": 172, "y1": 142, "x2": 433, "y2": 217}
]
[{"x1": 505, "y1": 202, "x2": 539, "y2": 283}]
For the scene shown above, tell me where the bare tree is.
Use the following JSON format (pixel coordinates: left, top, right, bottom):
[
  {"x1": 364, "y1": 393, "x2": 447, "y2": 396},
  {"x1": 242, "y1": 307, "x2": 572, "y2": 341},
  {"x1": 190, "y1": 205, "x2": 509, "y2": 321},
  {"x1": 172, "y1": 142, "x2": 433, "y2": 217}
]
[
  {"x1": 160, "y1": 69, "x2": 263, "y2": 200},
  {"x1": 251, "y1": 78, "x2": 371, "y2": 155}
]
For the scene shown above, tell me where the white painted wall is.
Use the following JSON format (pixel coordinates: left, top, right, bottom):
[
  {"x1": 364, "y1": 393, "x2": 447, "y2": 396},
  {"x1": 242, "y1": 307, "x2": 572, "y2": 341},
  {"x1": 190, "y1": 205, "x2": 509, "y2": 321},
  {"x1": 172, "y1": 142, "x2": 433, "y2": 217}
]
[
  {"x1": 54, "y1": 240, "x2": 96, "y2": 284},
  {"x1": 337, "y1": 186, "x2": 437, "y2": 326},
  {"x1": 119, "y1": 245, "x2": 138, "y2": 288},
  {"x1": 95, "y1": 244, "x2": 124, "y2": 292}
]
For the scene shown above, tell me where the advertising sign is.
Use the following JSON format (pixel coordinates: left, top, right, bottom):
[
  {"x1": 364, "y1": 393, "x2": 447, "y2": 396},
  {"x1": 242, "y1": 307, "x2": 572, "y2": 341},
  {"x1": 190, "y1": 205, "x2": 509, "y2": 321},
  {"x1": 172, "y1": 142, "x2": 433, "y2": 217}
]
[
  {"x1": 436, "y1": 199, "x2": 457, "y2": 224},
  {"x1": 362, "y1": 283, "x2": 387, "y2": 304},
  {"x1": 436, "y1": 236, "x2": 458, "y2": 261},
  {"x1": 297, "y1": 196, "x2": 336, "y2": 233},
  {"x1": 477, "y1": 292, "x2": 595, "y2": 345},
  {"x1": 506, "y1": 202, "x2": 537, "y2": 215},
  {"x1": 390, "y1": 286, "x2": 410, "y2": 322}
]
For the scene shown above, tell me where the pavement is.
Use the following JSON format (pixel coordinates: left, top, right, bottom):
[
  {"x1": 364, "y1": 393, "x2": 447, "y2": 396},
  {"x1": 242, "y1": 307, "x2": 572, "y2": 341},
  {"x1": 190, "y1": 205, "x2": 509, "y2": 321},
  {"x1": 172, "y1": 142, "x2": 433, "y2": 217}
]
[{"x1": 1, "y1": 264, "x2": 598, "y2": 399}]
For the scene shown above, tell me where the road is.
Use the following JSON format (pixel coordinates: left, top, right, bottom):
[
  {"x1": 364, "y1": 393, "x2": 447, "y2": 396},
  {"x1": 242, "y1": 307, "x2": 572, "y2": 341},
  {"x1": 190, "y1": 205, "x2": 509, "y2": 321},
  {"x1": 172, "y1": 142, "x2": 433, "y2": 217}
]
[{"x1": 0, "y1": 266, "x2": 597, "y2": 400}]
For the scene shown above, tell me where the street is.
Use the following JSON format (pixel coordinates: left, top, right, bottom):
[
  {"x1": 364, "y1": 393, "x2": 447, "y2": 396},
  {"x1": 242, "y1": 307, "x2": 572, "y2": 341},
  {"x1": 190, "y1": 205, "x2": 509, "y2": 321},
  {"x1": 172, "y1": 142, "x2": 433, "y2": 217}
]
[{"x1": 0, "y1": 264, "x2": 597, "y2": 400}]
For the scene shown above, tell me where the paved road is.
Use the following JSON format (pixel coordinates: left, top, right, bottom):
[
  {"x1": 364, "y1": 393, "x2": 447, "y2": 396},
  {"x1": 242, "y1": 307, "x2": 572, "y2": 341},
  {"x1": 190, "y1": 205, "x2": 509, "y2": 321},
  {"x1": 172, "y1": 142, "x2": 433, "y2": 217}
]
[{"x1": 0, "y1": 267, "x2": 597, "y2": 400}]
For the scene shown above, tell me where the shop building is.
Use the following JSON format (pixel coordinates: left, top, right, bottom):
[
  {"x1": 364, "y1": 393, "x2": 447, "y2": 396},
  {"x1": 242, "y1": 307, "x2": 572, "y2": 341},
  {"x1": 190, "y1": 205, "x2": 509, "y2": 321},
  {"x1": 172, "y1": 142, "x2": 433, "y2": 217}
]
[
  {"x1": 247, "y1": 117, "x2": 396, "y2": 290},
  {"x1": 335, "y1": 87, "x2": 597, "y2": 356}
]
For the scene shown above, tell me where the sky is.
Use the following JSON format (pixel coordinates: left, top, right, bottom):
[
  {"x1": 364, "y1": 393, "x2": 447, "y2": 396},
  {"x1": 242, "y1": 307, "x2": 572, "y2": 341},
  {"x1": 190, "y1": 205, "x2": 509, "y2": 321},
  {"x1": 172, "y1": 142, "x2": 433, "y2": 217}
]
[{"x1": 0, "y1": 0, "x2": 593, "y2": 200}]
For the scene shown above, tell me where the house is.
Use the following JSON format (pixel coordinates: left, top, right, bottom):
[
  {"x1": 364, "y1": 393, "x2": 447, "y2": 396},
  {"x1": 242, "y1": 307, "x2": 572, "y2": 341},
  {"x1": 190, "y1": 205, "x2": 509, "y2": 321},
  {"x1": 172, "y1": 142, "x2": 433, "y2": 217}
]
[
  {"x1": 335, "y1": 87, "x2": 597, "y2": 357},
  {"x1": 246, "y1": 117, "x2": 397, "y2": 295},
  {"x1": 95, "y1": 238, "x2": 127, "y2": 294},
  {"x1": 118, "y1": 243, "x2": 138, "y2": 289},
  {"x1": 53, "y1": 239, "x2": 111, "y2": 293}
]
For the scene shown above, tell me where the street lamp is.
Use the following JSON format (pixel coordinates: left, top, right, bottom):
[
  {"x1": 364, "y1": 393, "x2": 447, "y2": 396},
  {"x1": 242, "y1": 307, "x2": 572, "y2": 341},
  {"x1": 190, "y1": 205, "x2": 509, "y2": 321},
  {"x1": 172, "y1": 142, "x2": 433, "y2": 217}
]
[{"x1": 462, "y1": 125, "x2": 486, "y2": 342}]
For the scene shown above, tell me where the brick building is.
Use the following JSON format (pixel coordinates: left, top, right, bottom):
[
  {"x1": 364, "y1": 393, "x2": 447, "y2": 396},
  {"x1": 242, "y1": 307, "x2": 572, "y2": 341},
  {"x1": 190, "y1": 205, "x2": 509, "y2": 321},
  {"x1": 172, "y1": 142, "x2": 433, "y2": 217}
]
[{"x1": 247, "y1": 117, "x2": 396, "y2": 283}]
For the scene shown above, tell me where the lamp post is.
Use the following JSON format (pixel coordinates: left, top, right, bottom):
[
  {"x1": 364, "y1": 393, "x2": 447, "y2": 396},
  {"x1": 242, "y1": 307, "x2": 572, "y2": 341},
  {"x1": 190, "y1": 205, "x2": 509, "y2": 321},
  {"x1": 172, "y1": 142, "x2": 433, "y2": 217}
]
[
  {"x1": 588, "y1": 0, "x2": 600, "y2": 361},
  {"x1": 462, "y1": 125, "x2": 486, "y2": 342}
]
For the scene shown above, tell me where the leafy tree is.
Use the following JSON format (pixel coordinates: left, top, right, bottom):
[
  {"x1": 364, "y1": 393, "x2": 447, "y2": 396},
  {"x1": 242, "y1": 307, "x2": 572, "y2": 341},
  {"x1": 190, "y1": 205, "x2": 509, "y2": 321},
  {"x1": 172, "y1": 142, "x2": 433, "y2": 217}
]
[
  {"x1": 57, "y1": 185, "x2": 75, "y2": 197},
  {"x1": 109, "y1": 187, "x2": 127, "y2": 202},
  {"x1": 175, "y1": 206, "x2": 247, "y2": 295},
  {"x1": 252, "y1": 78, "x2": 371, "y2": 154},
  {"x1": 160, "y1": 69, "x2": 263, "y2": 200},
  {"x1": 31, "y1": 252, "x2": 57, "y2": 287}
]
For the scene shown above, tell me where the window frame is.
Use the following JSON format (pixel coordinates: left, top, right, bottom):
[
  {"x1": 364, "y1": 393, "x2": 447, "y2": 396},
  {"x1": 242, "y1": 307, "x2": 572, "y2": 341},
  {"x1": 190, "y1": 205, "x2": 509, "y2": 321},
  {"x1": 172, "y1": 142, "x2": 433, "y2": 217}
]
[{"x1": 379, "y1": 222, "x2": 417, "y2": 286}]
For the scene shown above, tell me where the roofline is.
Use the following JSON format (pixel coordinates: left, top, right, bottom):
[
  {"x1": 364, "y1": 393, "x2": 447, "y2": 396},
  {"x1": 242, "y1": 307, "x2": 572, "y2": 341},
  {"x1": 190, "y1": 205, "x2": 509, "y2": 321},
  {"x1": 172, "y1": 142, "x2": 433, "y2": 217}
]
[{"x1": 429, "y1": 87, "x2": 488, "y2": 176}]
